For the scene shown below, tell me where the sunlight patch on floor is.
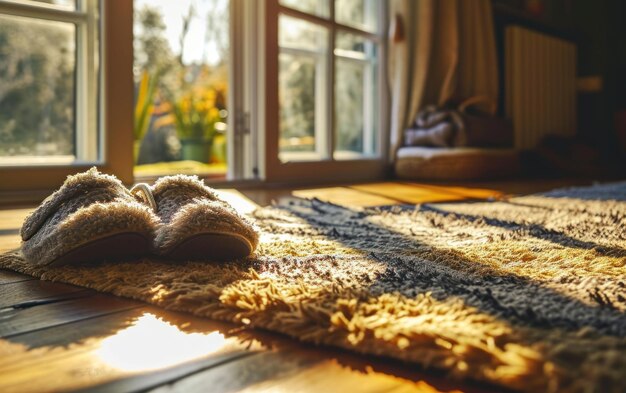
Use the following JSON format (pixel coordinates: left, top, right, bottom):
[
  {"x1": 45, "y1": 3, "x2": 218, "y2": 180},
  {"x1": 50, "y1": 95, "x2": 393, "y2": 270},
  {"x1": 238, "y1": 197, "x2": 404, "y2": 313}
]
[
  {"x1": 95, "y1": 313, "x2": 227, "y2": 372},
  {"x1": 134, "y1": 160, "x2": 227, "y2": 178},
  {"x1": 293, "y1": 187, "x2": 399, "y2": 208},
  {"x1": 350, "y1": 182, "x2": 503, "y2": 204},
  {"x1": 215, "y1": 189, "x2": 260, "y2": 215}
]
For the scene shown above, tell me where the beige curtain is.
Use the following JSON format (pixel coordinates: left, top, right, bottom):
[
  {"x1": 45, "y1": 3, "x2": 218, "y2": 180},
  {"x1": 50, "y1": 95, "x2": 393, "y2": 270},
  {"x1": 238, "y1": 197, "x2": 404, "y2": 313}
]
[{"x1": 388, "y1": 0, "x2": 498, "y2": 161}]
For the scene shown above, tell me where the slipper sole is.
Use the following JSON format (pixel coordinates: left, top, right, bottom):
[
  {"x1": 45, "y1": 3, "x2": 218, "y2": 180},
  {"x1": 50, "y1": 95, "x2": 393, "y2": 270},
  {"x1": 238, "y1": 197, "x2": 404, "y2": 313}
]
[
  {"x1": 164, "y1": 232, "x2": 253, "y2": 261},
  {"x1": 47, "y1": 233, "x2": 152, "y2": 266}
]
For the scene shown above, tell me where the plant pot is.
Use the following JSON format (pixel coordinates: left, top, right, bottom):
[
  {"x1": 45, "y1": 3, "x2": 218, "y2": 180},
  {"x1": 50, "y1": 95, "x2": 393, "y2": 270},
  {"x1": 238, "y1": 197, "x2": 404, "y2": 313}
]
[{"x1": 180, "y1": 138, "x2": 211, "y2": 163}]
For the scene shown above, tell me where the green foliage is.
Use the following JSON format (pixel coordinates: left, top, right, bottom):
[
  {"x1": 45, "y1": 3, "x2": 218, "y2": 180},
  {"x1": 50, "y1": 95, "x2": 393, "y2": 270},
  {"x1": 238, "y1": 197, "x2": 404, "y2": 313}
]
[
  {"x1": 133, "y1": 70, "x2": 158, "y2": 141},
  {"x1": 134, "y1": 5, "x2": 182, "y2": 98},
  {"x1": 171, "y1": 84, "x2": 225, "y2": 141}
]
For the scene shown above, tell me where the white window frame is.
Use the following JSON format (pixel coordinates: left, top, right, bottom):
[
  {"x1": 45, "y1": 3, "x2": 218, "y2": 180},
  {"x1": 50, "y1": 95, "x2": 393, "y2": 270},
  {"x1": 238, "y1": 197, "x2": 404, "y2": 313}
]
[
  {"x1": 262, "y1": 0, "x2": 390, "y2": 183},
  {"x1": 278, "y1": 29, "x2": 329, "y2": 161},
  {"x1": 229, "y1": 0, "x2": 260, "y2": 181},
  {"x1": 0, "y1": 0, "x2": 101, "y2": 167}
]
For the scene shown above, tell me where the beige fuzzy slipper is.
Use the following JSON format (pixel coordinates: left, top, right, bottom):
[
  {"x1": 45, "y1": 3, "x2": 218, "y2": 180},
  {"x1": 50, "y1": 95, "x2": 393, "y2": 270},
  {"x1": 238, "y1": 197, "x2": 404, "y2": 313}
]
[
  {"x1": 21, "y1": 168, "x2": 160, "y2": 266},
  {"x1": 137, "y1": 175, "x2": 259, "y2": 261}
]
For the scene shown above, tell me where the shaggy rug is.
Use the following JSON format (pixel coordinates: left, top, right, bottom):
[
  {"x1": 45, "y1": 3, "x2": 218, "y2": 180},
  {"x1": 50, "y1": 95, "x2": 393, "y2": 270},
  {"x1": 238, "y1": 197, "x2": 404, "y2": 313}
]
[{"x1": 1, "y1": 182, "x2": 625, "y2": 392}]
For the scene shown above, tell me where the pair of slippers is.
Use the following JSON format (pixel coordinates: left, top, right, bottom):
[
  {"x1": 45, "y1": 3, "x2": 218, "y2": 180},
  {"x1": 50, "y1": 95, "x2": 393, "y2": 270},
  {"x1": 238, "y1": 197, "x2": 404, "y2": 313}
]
[{"x1": 20, "y1": 168, "x2": 259, "y2": 266}]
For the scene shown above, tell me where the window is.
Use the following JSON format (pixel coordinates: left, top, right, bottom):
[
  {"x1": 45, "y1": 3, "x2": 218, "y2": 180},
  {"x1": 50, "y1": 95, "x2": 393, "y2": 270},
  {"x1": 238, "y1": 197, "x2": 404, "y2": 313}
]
[
  {"x1": 0, "y1": 1, "x2": 388, "y2": 198},
  {"x1": 277, "y1": 0, "x2": 383, "y2": 163},
  {"x1": 0, "y1": 1, "x2": 133, "y2": 195},
  {"x1": 0, "y1": 0, "x2": 101, "y2": 166}
]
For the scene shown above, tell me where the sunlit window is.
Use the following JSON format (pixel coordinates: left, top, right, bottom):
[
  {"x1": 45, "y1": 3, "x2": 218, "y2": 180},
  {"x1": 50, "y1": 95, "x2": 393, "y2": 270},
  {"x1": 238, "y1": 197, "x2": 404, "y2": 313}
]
[
  {"x1": 278, "y1": 0, "x2": 382, "y2": 162},
  {"x1": 132, "y1": 0, "x2": 230, "y2": 179},
  {"x1": 0, "y1": 0, "x2": 100, "y2": 166}
]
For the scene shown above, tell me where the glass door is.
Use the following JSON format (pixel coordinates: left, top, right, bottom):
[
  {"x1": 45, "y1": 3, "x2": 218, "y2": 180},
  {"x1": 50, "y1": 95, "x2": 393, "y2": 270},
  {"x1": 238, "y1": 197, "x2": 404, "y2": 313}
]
[{"x1": 132, "y1": 0, "x2": 238, "y2": 181}]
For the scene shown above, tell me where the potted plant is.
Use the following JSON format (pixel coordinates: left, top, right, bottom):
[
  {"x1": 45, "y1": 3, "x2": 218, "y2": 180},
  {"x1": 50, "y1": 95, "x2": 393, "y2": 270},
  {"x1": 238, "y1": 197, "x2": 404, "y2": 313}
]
[{"x1": 171, "y1": 86, "x2": 222, "y2": 163}]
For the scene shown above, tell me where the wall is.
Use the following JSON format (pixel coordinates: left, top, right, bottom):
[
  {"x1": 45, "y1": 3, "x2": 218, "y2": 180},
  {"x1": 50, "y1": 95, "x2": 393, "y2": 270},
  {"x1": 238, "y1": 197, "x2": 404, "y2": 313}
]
[{"x1": 494, "y1": 0, "x2": 626, "y2": 157}]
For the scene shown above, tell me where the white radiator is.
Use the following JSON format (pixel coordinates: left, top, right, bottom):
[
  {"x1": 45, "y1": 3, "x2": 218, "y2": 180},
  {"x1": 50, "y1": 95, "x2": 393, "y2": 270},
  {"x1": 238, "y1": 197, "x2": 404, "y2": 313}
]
[{"x1": 505, "y1": 26, "x2": 577, "y2": 149}]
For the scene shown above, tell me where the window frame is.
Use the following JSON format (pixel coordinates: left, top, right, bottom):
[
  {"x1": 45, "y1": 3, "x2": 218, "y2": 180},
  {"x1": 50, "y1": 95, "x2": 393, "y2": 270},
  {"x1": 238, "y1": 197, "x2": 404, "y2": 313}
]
[
  {"x1": 263, "y1": 0, "x2": 390, "y2": 184},
  {"x1": 0, "y1": 0, "x2": 134, "y2": 199}
]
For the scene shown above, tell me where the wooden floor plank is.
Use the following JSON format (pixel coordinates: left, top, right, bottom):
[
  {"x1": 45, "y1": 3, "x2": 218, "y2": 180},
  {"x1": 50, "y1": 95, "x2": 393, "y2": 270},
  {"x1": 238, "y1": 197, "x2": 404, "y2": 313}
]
[
  {"x1": 72, "y1": 352, "x2": 255, "y2": 393},
  {"x1": 0, "y1": 269, "x2": 34, "y2": 285},
  {"x1": 0, "y1": 294, "x2": 142, "y2": 338},
  {"x1": 0, "y1": 279, "x2": 91, "y2": 308},
  {"x1": 398, "y1": 183, "x2": 506, "y2": 200},
  {"x1": 0, "y1": 305, "x2": 262, "y2": 393},
  {"x1": 0, "y1": 340, "x2": 251, "y2": 393},
  {"x1": 293, "y1": 187, "x2": 400, "y2": 207},
  {"x1": 144, "y1": 318, "x2": 496, "y2": 393},
  {"x1": 0, "y1": 237, "x2": 20, "y2": 253},
  {"x1": 0, "y1": 208, "x2": 31, "y2": 231},
  {"x1": 5, "y1": 308, "x2": 148, "y2": 349},
  {"x1": 148, "y1": 344, "x2": 494, "y2": 393},
  {"x1": 5, "y1": 305, "x2": 258, "y2": 351},
  {"x1": 148, "y1": 350, "x2": 322, "y2": 393},
  {"x1": 0, "y1": 208, "x2": 28, "y2": 254},
  {"x1": 349, "y1": 182, "x2": 503, "y2": 204},
  {"x1": 0, "y1": 307, "x2": 237, "y2": 370}
]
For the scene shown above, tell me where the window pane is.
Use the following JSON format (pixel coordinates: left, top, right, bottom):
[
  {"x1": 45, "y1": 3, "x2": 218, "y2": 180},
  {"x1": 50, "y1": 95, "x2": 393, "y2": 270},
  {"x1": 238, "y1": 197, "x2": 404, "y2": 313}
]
[
  {"x1": 279, "y1": 14, "x2": 327, "y2": 52},
  {"x1": 0, "y1": 15, "x2": 76, "y2": 161},
  {"x1": 133, "y1": 0, "x2": 230, "y2": 179},
  {"x1": 279, "y1": 53, "x2": 317, "y2": 156},
  {"x1": 335, "y1": 29, "x2": 378, "y2": 54},
  {"x1": 278, "y1": 15, "x2": 328, "y2": 162},
  {"x1": 335, "y1": 0, "x2": 378, "y2": 32},
  {"x1": 334, "y1": 32, "x2": 378, "y2": 158},
  {"x1": 279, "y1": 0, "x2": 329, "y2": 18}
]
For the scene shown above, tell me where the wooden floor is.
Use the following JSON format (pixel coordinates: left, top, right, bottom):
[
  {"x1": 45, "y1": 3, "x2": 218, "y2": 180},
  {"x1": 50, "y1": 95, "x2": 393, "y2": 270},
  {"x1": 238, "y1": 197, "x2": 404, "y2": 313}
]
[{"x1": 0, "y1": 179, "x2": 596, "y2": 393}]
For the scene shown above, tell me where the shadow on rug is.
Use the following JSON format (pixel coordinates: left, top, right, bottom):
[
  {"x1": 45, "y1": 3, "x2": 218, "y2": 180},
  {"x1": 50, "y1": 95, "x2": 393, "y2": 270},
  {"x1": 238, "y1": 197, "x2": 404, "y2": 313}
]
[{"x1": 1, "y1": 182, "x2": 625, "y2": 392}]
